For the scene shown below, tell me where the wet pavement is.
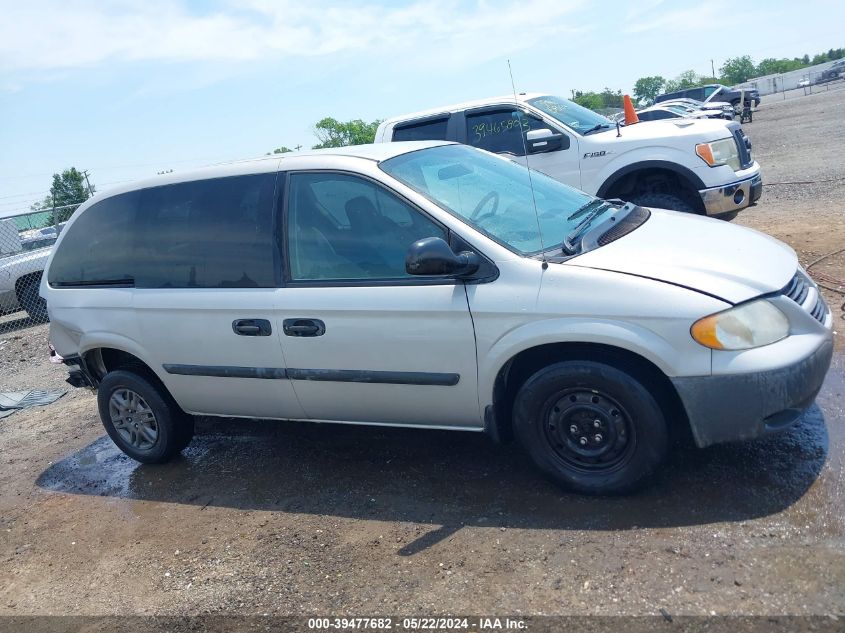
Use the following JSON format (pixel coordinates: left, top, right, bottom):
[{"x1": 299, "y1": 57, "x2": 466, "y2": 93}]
[{"x1": 0, "y1": 353, "x2": 837, "y2": 616}]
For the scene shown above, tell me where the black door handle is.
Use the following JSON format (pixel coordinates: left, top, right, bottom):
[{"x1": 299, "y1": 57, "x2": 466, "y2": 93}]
[
  {"x1": 232, "y1": 319, "x2": 272, "y2": 336},
  {"x1": 283, "y1": 318, "x2": 326, "y2": 337}
]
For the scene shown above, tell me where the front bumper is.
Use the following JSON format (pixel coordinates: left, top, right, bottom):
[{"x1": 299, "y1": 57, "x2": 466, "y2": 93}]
[
  {"x1": 671, "y1": 337, "x2": 834, "y2": 448},
  {"x1": 699, "y1": 172, "x2": 763, "y2": 216}
]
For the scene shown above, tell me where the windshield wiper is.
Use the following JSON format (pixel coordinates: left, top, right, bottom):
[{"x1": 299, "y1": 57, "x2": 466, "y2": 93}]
[
  {"x1": 567, "y1": 198, "x2": 608, "y2": 221},
  {"x1": 562, "y1": 204, "x2": 612, "y2": 255},
  {"x1": 582, "y1": 123, "x2": 612, "y2": 135}
]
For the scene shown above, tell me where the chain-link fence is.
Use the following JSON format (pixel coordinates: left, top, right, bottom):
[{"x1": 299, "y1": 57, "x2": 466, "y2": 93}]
[{"x1": 0, "y1": 203, "x2": 81, "y2": 333}]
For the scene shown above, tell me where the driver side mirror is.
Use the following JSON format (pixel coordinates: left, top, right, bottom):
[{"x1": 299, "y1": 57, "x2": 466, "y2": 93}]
[
  {"x1": 405, "y1": 237, "x2": 480, "y2": 277},
  {"x1": 526, "y1": 128, "x2": 569, "y2": 154}
]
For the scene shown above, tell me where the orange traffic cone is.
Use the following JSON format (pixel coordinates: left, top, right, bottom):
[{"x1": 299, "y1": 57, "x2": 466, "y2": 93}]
[{"x1": 623, "y1": 94, "x2": 639, "y2": 125}]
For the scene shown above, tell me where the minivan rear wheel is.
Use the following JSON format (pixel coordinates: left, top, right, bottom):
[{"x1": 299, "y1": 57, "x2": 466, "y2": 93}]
[
  {"x1": 513, "y1": 361, "x2": 668, "y2": 495},
  {"x1": 97, "y1": 369, "x2": 193, "y2": 463}
]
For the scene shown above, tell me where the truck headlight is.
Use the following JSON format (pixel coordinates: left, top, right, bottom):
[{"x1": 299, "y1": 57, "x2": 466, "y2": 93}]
[
  {"x1": 691, "y1": 299, "x2": 789, "y2": 350},
  {"x1": 695, "y1": 138, "x2": 740, "y2": 171}
]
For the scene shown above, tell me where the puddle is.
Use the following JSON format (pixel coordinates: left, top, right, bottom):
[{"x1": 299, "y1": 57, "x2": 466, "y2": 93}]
[{"x1": 36, "y1": 352, "x2": 845, "y2": 537}]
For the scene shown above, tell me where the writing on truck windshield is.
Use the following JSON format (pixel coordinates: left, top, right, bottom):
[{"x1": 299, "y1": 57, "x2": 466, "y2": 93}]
[
  {"x1": 527, "y1": 95, "x2": 613, "y2": 134},
  {"x1": 380, "y1": 144, "x2": 596, "y2": 255}
]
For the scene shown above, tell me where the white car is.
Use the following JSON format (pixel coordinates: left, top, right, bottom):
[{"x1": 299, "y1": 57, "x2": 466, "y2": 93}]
[
  {"x1": 635, "y1": 104, "x2": 718, "y2": 122},
  {"x1": 43, "y1": 142, "x2": 832, "y2": 494},
  {"x1": 376, "y1": 93, "x2": 761, "y2": 218},
  {"x1": 0, "y1": 228, "x2": 56, "y2": 321},
  {"x1": 656, "y1": 98, "x2": 734, "y2": 120}
]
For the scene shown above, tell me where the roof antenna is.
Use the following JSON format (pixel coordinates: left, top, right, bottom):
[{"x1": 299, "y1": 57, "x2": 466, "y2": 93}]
[{"x1": 508, "y1": 59, "x2": 547, "y2": 269}]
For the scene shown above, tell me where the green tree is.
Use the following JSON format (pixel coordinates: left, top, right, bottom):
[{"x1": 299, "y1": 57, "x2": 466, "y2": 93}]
[
  {"x1": 571, "y1": 91, "x2": 604, "y2": 111},
  {"x1": 312, "y1": 118, "x2": 381, "y2": 149},
  {"x1": 719, "y1": 55, "x2": 756, "y2": 84},
  {"x1": 599, "y1": 87, "x2": 623, "y2": 109},
  {"x1": 664, "y1": 69, "x2": 705, "y2": 92},
  {"x1": 266, "y1": 146, "x2": 293, "y2": 155},
  {"x1": 30, "y1": 167, "x2": 93, "y2": 223},
  {"x1": 756, "y1": 57, "x2": 802, "y2": 76},
  {"x1": 633, "y1": 75, "x2": 666, "y2": 105}
]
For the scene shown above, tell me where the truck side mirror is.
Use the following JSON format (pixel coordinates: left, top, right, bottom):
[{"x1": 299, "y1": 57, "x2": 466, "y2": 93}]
[
  {"x1": 525, "y1": 129, "x2": 569, "y2": 154},
  {"x1": 405, "y1": 237, "x2": 480, "y2": 277}
]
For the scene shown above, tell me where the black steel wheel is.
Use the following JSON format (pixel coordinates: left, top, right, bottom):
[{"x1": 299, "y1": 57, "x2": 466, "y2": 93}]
[
  {"x1": 513, "y1": 361, "x2": 668, "y2": 494},
  {"x1": 543, "y1": 388, "x2": 636, "y2": 474}
]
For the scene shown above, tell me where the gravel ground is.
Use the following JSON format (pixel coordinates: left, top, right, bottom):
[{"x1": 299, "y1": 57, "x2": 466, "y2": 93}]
[{"x1": 0, "y1": 88, "x2": 843, "y2": 622}]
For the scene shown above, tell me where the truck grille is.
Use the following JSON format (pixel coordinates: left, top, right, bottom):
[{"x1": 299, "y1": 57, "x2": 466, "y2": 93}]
[{"x1": 782, "y1": 271, "x2": 828, "y2": 324}]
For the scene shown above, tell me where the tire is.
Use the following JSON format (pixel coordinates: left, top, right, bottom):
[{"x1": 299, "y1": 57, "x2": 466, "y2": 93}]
[
  {"x1": 629, "y1": 192, "x2": 697, "y2": 214},
  {"x1": 19, "y1": 278, "x2": 49, "y2": 323},
  {"x1": 513, "y1": 361, "x2": 668, "y2": 495},
  {"x1": 97, "y1": 369, "x2": 193, "y2": 464}
]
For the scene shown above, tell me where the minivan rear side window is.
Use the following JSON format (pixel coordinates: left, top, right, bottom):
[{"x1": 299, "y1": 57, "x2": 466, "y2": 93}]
[
  {"x1": 48, "y1": 191, "x2": 139, "y2": 287},
  {"x1": 48, "y1": 174, "x2": 278, "y2": 289},
  {"x1": 392, "y1": 117, "x2": 449, "y2": 142}
]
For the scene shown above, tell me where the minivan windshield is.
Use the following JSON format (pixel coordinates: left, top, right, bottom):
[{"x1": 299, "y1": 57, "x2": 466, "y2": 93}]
[
  {"x1": 380, "y1": 144, "x2": 602, "y2": 255},
  {"x1": 526, "y1": 95, "x2": 613, "y2": 134}
]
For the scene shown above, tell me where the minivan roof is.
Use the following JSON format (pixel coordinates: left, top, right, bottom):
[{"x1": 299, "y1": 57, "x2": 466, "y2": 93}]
[{"x1": 87, "y1": 141, "x2": 452, "y2": 202}]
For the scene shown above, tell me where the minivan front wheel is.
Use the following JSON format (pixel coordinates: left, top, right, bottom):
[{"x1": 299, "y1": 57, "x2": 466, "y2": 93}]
[
  {"x1": 97, "y1": 369, "x2": 193, "y2": 464},
  {"x1": 513, "y1": 361, "x2": 668, "y2": 494}
]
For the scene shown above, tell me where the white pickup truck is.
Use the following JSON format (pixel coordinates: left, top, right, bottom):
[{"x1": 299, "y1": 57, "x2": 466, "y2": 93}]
[{"x1": 376, "y1": 93, "x2": 762, "y2": 218}]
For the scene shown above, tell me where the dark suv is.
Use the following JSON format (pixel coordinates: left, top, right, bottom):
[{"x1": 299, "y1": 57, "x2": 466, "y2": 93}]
[{"x1": 656, "y1": 84, "x2": 761, "y2": 109}]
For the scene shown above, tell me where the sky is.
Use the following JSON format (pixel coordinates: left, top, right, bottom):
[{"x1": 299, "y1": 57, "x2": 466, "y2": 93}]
[{"x1": 1, "y1": 0, "x2": 843, "y2": 214}]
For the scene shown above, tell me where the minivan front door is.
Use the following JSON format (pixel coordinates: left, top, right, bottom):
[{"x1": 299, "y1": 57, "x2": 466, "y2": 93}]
[{"x1": 277, "y1": 171, "x2": 480, "y2": 428}]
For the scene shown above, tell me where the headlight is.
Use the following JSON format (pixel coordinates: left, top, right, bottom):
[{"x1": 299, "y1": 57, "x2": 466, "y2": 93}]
[
  {"x1": 695, "y1": 138, "x2": 740, "y2": 171},
  {"x1": 691, "y1": 299, "x2": 789, "y2": 350}
]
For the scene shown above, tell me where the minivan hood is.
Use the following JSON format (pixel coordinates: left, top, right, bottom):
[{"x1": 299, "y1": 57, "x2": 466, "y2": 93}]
[{"x1": 568, "y1": 209, "x2": 797, "y2": 304}]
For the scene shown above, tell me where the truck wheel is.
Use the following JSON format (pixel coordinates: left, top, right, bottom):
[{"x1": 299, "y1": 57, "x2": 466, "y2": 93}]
[
  {"x1": 513, "y1": 361, "x2": 668, "y2": 495},
  {"x1": 97, "y1": 369, "x2": 193, "y2": 464},
  {"x1": 629, "y1": 193, "x2": 696, "y2": 214},
  {"x1": 19, "y1": 278, "x2": 49, "y2": 323}
]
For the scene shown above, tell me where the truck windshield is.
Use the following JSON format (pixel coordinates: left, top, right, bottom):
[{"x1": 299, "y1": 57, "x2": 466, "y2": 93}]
[
  {"x1": 380, "y1": 144, "x2": 599, "y2": 255},
  {"x1": 527, "y1": 95, "x2": 613, "y2": 134}
]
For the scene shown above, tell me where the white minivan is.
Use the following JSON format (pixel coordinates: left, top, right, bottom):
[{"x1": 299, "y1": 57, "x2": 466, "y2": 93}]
[{"x1": 43, "y1": 142, "x2": 833, "y2": 494}]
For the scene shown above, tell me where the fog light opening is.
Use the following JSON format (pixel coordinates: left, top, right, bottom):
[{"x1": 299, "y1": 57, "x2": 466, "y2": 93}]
[{"x1": 733, "y1": 190, "x2": 746, "y2": 205}]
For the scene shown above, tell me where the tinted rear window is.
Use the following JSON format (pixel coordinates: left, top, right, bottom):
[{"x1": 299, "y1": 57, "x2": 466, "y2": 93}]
[
  {"x1": 48, "y1": 174, "x2": 278, "y2": 289},
  {"x1": 392, "y1": 117, "x2": 449, "y2": 141},
  {"x1": 48, "y1": 191, "x2": 139, "y2": 286}
]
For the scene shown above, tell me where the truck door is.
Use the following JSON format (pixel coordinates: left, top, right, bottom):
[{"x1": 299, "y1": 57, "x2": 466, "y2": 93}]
[{"x1": 455, "y1": 106, "x2": 581, "y2": 189}]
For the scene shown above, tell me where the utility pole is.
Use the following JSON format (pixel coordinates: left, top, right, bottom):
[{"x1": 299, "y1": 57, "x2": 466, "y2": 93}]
[
  {"x1": 81, "y1": 170, "x2": 94, "y2": 197},
  {"x1": 711, "y1": 59, "x2": 716, "y2": 80},
  {"x1": 294, "y1": 144, "x2": 302, "y2": 151}
]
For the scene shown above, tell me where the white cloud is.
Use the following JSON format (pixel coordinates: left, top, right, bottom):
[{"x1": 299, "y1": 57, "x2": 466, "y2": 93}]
[
  {"x1": 624, "y1": 1, "x2": 730, "y2": 33},
  {"x1": 0, "y1": 0, "x2": 589, "y2": 74}
]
